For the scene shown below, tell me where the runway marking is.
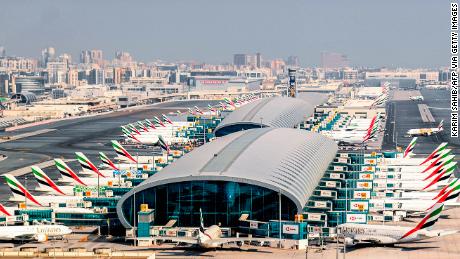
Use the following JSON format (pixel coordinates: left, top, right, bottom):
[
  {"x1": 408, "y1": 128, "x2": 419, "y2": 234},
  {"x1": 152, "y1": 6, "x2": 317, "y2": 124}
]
[{"x1": 418, "y1": 104, "x2": 435, "y2": 123}]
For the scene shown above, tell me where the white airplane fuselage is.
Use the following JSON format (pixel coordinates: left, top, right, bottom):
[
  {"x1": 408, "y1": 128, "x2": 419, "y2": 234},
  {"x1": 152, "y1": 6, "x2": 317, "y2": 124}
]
[
  {"x1": 339, "y1": 223, "x2": 439, "y2": 245},
  {"x1": 0, "y1": 225, "x2": 72, "y2": 241}
]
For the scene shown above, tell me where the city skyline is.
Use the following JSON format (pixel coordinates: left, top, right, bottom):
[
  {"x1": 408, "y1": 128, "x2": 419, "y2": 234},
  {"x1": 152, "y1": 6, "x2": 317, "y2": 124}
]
[{"x1": 0, "y1": 0, "x2": 450, "y2": 68}]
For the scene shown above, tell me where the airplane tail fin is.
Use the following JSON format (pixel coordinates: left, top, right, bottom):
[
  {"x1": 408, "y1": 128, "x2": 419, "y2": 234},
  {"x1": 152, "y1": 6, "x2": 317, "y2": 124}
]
[
  {"x1": 420, "y1": 142, "x2": 449, "y2": 165},
  {"x1": 435, "y1": 180, "x2": 460, "y2": 204},
  {"x1": 162, "y1": 114, "x2": 173, "y2": 124},
  {"x1": 99, "y1": 152, "x2": 119, "y2": 170},
  {"x1": 153, "y1": 116, "x2": 165, "y2": 127},
  {"x1": 128, "y1": 123, "x2": 141, "y2": 135},
  {"x1": 423, "y1": 162, "x2": 456, "y2": 190},
  {"x1": 194, "y1": 106, "x2": 204, "y2": 114},
  {"x1": 199, "y1": 208, "x2": 204, "y2": 233},
  {"x1": 0, "y1": 203, "x2": 11, "y2": 216},
  {"x1": 111, "y1": 140, "x2": 137, "y2": 163},
  {"x1": 423, "y1": 160, "x2": 456, "y2": 181},
  {"x1": 31, "y1": 166, "x2": 66, "y2": 195},
  {"x1": 433, "y1": 178, "x2": 459, "y2": 200},
  {"x1": 54, "y1": 159, "x2": 87, "y2": 186},
  {"x1": 3, "y1": 174, "x2": 42, "y2": 206},
  {"x1": 144, "y1": 119, "x2": 156, "y2": 130},
  {"x1": 75, "y1": 152, "x2": 105, "y2": 178},
  {"x1": 401, "y1": 203, "x2": 444, "y2": 239},
  {"x1": 121, "y1": 126, "x2": 138, "y2": 141},
  {"x1": 157, "y1": 135, "x2": 170, "y2": 153},
  {"x1": 438, "y1": 120, "x2": 444, "y2": 131},
  {"x1": 137, "y1": 121, "x2": 149, "y2": 132},
  {"x1": 403, "y1": 137, "x2": 417, "y2": 158},
  {"x1": 422, "y1": 152, "x2": 453, "y2": 173}
]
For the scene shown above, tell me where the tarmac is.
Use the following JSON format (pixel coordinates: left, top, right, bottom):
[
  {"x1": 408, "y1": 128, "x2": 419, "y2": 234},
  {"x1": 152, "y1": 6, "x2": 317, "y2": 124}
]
[
  {"x1": 2, "y1": 204, "x2": 460, "y2": 259},
  {"x1": 383, "y1": 88, "x2": 456, "y2": 156},
  {"x1": 0, "y1": 100, "x2": 217, "y2": 204}
]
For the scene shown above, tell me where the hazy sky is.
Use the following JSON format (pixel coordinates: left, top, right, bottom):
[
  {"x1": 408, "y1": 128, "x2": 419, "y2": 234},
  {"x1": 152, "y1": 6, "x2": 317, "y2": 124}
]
[{"x1": 0, "y1": 0, "x2": 450, "y2": 67}]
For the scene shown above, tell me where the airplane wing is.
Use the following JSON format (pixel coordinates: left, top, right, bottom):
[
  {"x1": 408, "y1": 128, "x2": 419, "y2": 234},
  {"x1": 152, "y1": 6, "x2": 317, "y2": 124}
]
[
  {"x1": 11, "y1": 234, "x2": 36, "y2": 240},
  {"x1": 207, "y1": 237, "x2": 276, "y2": 247},
  {"x1": 160, "y1": 237, "x2": 199, "y2": 245},
  {"x1": 352, "y1": 234, "x2": 397, "y2": 245}
]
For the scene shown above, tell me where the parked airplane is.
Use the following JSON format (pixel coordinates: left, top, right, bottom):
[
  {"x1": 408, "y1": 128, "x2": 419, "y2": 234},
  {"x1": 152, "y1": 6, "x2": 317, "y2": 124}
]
[
  {"x1": 54, "y1": 159, "x2": 122, "y2": 186},
  {"x1": 403, "y1": 137, "x2": 417, "y2": 158},
  {"x1": 161, "y1": 209, "x2": 274, "y2": 248},
  {"x1": 99, "y1": 152, "x2": 146, "y2": 171},
  {"x1": 407, "y1": 120, "x2": 444, "y2": 137},
  {"x1": 75, "y1": 152, "x2": 113, "y2": 177},
  {"x1": 0, "y1": 224, "x2": 72, "y2": 241},
  {"x1": 31, "y1": 166, "x2": 73, "y2": 195},
  {"x1": 4, "y1": 174, "x2": 83, "y2": 207},
  {"x1": 338, "y1": 203, "x2": 456, "y2": 246}
]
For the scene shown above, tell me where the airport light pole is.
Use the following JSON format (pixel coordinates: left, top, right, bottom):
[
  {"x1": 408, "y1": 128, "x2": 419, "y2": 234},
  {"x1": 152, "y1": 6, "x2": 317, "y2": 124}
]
[
  {"x1": 133, "y1": 189, "x2": 137, "y2": 246},
  {"x1": 260, "y1": 117, "x2": 263, "y2": 128},
  {"x1": 97, "y1": 170, "x2": 100, "y2": 198},
  {"x1": 24, "y1": 174, "x2": 27, "y2": 207},
  {"x1": 278, "y1": 190, "x2": 282, "y2": 248}
]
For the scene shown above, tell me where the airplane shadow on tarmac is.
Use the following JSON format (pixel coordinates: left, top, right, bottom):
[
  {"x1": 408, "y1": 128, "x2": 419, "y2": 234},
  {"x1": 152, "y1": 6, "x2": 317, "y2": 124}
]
[{"x1": 344, "y1": 242, "x2": 438, "y2": 252}]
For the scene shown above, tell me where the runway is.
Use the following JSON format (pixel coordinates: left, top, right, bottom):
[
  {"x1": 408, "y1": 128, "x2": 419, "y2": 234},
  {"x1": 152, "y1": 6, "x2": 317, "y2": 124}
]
[{"x1": 382, "y1": 88, "x2": 459, "y2": 173}]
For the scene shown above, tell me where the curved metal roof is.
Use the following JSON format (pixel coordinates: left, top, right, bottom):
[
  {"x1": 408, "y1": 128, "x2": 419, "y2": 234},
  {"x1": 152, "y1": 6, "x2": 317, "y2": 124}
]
[
  {"x1": 117, "y1": 128, "x2": 338, "y2": 228},
  {"x1": 214, "y1": 97, "x2": 315, "y2": 136}
]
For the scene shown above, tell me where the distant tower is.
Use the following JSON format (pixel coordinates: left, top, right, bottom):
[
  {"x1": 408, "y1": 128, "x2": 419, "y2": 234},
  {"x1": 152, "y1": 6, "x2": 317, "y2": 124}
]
[
  {"x1": 287, "y1": 68, "x2": 297, "y2": 98},
  {"x1": 80, "y1": 50, "x2": 91, "y2": 64},
  {"x1": 41, "y1": 47, "x2": 55, "y2": 67},
  {"x1": 0, "y1": 46, "x2": 5, "y2": 57},
  {"x1": 256, "y1": 53, "x2": 262, "y2": 68},
  {"x1": 287, "y1": 56, "x2": 299, "y2": 67},
  {"x1": 233, "y1": 54, "x2": 247, "y2": 67}
]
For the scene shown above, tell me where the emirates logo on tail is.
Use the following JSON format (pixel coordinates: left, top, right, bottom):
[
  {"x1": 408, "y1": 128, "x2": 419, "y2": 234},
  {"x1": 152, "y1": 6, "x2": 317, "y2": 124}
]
[{"x1": 400, "y1": 203, "x2": 444, "y2": 239}]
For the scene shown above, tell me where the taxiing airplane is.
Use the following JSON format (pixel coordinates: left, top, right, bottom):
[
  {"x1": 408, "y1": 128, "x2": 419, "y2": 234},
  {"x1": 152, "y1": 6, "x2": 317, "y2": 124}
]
[{"x1": 407, "y1": 120, "x2": 444, "y2": 137}]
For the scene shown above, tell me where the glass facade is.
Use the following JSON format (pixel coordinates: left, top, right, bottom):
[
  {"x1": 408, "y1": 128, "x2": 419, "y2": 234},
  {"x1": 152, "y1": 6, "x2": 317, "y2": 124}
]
[
  {"x1": 121, "y1": 181, "x2": 297, "y2": 227},
  {"x1": 215, "y1": 124, "x2": 265, "y2": 137}
]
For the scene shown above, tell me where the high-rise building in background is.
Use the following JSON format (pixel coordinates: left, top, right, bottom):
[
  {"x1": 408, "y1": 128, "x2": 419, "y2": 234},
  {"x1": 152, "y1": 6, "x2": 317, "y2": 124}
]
[
  {"x1": 67, "y1": 69, "x2": 79, "y2": 86},
  {"x1": 58, "y1": 53, "x2": 72, "y2": 67},
  {"x1": 80, "y1": 50, "x2": 91, "y2": 64},
  {"x1": 233, "y1": 54, "x2": 247, "y2": 67},
  {"x1": 0, "y1": 46, "x2": 5, "y2": 57},
  {"x1": 246, "y1": 54, "x2": 257, "y2": 67},
  {"x1": 113, "y1": 67, "x2": 122, "y2": 84},
  {"x1": 0, "y1": 73, "x2": 10, "y2": 96},
  {"x1": 286, "y1": 56, "x2": 300, "y2": 67},
  {"x1": 115, "y1": 51, "x2": 133, "y2": 66},
  {"x1": 47, "y1": 61, "x2": 68, "y2": 84},
  {"x1": 256, "y1": 53, "x2": 262, "y2": 68},
  {"x1": 320, "y1": 51, "x2": 349, "y2": 69},
  {"x1": 90, "y1": 49, "x2": 103, "y2": 65},
  {"x1": 88, "y1": 68, "x2": 104, "y2": 85},
  {"x1": 41, "y1": 47, "x2": 56, "y2": 67},
  {"x1": 80, "y1": 50, "x2": 103, "y2": 65}
]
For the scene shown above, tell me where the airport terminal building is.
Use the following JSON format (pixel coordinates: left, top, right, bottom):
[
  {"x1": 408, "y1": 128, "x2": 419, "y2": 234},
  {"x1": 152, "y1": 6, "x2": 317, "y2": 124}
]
[
  {"x1": 117, "y1": 97, "x2": 341, "y2": 229},
  {"x1": 117, "y1": 128, "x2": 338, "y2": 228},
  {"x1": 116, "y1": 96, "x2": 382, "y2": 236}
]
